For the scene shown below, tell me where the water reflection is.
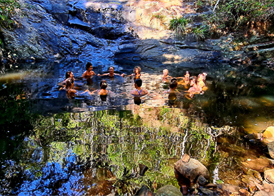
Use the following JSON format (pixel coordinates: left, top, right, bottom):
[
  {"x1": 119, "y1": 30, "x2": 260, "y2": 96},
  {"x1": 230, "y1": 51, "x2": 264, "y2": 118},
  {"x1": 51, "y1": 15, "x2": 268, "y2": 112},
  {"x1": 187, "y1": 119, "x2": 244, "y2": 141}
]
[{"x1": 1, "y1": 61, "x2": 274, "y2": 194}]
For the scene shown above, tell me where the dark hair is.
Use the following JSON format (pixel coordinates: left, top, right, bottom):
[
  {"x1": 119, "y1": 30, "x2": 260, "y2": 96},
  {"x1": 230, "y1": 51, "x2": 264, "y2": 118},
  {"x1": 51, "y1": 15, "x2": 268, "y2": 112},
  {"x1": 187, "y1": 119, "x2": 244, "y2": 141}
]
[
  {"x1": 169, "y1": 80, "x2": 177, "y2": 89},
  {"x1": 171, "y1": 78, "x2": 177, "y2": 83},
  {"x1": 86, "y1": 62, "x2": 93, "y2": 70},
  {"x1": 108, "y1": 66, "x2": 114, "y2": 71},
  {"x1": 135, "y1": 79, "x2": 142, "y2": 87},
  {"x1": 100, "y1": 80, "x2": 107, "y2": 89},
  {"x1": 134, "y1": 66, "x2": 141, "y2": 73},
  {"x1": 65, "y1": 78, "x2": 73, "y2": 89},
  {"x1": 190, "y1": 76, "x2": 198, "y2": 84},
  {"x1": 65, "y1": 71, "x2": 72, "y2": 79}
]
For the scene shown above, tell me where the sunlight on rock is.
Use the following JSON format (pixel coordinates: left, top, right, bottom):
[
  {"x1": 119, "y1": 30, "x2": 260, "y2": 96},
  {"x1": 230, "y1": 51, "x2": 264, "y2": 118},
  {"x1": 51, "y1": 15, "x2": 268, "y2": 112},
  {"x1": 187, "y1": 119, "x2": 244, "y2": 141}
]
[{"x1": 0, "y1": 72, "x2": 29, "y2": 81}]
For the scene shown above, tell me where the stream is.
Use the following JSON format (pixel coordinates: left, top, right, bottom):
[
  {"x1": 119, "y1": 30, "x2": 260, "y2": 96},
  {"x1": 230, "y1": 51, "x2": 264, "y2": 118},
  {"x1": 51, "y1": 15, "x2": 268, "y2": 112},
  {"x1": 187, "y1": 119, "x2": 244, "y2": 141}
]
[{"x1": 1, "y1": 60, "x2": 274, "y2": 195}]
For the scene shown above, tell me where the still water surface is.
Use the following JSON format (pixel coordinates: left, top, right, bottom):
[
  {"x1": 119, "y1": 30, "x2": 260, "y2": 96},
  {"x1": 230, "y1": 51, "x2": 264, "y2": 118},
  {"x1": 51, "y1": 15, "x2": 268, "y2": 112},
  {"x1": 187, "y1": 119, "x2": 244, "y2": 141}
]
[{"x1": 1, "y1": 61, "x2": 274, "y2": 195}]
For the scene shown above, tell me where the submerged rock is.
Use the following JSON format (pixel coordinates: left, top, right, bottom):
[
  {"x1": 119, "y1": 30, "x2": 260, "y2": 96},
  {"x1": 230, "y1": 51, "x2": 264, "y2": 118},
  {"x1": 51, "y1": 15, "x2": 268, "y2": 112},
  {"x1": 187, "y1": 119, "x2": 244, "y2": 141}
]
[
  {"x1": 264, "y1": 169, "x2": 274, "y2": 184},
  {"x1": 267, "y1": 142, "x2": 274, "y2": 159},
  {"x1": 174, "y1": 154, "x2": 210, "y2": 188},
  {"x1": 155, "y1": 185, "x2": 181, "y2": 196}
]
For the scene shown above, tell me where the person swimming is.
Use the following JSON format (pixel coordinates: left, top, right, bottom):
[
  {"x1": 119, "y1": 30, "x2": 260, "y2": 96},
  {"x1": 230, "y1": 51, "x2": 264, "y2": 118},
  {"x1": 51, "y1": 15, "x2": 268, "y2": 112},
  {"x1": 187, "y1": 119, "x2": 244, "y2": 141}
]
[
  {"x1": 82, "y1": 62, "x2": 95, "y2": 84},
  {"x1": 130, "y1": 79, "x2": 148, "y2": 99},
  {"x1": 98, "y1": 80, "x2": 109, "y2": 101},
  {"x1": 60, "y1": 71, "x2": 75, "y2": 89},
  {"x1": 186, "y1": 76, "x2": 202, "y2": 98},
  {"x1": 131, "y1": 66, "x2": 141, "y2": 80},
  {"x1": 97, "y1": 66, "x2": 125, "y2": 78},
  {"x1": 65, "y1": 78, "x2": 77, "y2": 99},
  {"x1": 83, "y1": 80, "x2": 110, "y2": 101},
  {"x1": 162, "y1": 69, "x2": 171, "y2": 82}
]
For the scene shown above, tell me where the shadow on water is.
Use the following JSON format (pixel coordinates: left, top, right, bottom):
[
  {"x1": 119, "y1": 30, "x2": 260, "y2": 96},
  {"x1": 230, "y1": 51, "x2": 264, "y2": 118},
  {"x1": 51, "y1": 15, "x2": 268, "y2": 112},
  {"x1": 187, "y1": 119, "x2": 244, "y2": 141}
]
[{"x1": 1, "y1": 61, "x2": 274, "y2": 194}]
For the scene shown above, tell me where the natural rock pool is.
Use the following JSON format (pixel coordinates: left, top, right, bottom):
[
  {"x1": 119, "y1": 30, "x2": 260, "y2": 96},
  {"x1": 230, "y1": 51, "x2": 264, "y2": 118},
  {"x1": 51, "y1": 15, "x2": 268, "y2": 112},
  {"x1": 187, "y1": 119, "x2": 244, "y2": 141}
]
[{"x1": 1, "y1": 61, "x2": 274, "y2": 195}]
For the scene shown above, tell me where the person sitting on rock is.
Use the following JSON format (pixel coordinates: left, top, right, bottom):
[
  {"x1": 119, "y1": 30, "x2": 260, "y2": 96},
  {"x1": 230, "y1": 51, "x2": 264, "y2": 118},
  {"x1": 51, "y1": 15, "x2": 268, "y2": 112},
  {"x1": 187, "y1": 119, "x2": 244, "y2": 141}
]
[
  {"x1": 65, "y1": 78, "x2": 77, "y2": 99},
  {"x1": 82, "y1": 62, "x2": 95, "y2": 84},
  {"x1": 130, "y1": 79, "x2": 148, "y2": 97},
  {"x1": 97, "y1": 66, "x2": 125, "y2": 78}
]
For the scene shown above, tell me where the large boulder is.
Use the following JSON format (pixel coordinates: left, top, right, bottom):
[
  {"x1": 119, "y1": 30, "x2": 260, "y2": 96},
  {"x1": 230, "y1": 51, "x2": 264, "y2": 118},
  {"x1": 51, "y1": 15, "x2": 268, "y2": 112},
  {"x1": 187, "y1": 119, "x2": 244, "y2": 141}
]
[{"x1": 174, "y1": 155, "x2": 210, "y2": 186}]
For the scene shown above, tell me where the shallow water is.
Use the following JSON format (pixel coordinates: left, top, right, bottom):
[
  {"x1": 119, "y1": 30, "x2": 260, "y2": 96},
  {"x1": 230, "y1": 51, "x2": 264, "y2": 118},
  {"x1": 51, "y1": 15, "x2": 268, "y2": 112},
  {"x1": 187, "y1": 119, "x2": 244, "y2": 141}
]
[{"x1": 1, "y1": 61, "x2": 274, "y2": 195}]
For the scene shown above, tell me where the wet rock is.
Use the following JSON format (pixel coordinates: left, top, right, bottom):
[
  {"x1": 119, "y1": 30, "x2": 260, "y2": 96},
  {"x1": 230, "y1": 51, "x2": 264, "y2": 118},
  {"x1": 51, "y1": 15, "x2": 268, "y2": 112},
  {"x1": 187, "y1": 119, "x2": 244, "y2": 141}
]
[
  {"x1": 267, "y1": 142, "x2": 274, "y2": 159},
  {"x1": 242, "y1": 158, "x2": 272, "y2": 172},
  {"x1": 155, "y1": 185, "x2": 181, "y2": 196},
  {"x1": 198, "y1": 187, "x2": 214, "y2": 195},
  {"x1": 263, "y1": 127, "x2": 274, "y2": 143},
  {"x1": 174, "y1": 155, "x2": 210, "y2": 187},
  {"x1": 253, "y1": 191, "x2": 272, "y2": 196},
  {"x1": 218, "y1": 184, "x2": 240, "y2": 195},
  {"x1": 264, "y1": 169, "x2": 274, "y2": 184},
  {"x1": 136, "y1": 185, "x2": 154, "y2": 196}
]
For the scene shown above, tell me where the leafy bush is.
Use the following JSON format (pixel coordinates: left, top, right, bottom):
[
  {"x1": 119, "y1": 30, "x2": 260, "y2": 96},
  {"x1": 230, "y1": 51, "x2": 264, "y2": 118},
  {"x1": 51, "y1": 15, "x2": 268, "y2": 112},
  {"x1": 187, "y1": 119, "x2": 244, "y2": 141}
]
[
  {"x1": 192, "y1": 25, "x2": 209, "y2": 41},
  {"x1": 0, "y1": 0, "x2": 20, "y2": 29},
  {"x1": 210, "y1": 0, "x2": 274, "y2": 32},
  {"x1": 169, "y1": 17, "x2": 189, "y2": 36}
]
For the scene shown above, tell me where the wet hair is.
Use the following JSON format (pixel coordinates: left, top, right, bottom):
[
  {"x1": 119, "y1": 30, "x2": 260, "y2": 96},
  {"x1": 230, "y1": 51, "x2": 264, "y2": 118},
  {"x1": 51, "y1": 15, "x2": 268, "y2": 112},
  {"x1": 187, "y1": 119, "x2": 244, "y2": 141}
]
[
  {"x1": 171, "y1": 78, "x2": 177, "y2": 83},
  {"x1": 135, "y1": 79, "x2": 142, "y2": 87},
  {"x1": 134, "y1": 66, "x2": 141, "y2": 73},
  {"x1": 108, "y1": 66, "x2": 114, "y2": 71},
  {"x1": 65, "y1": 71, "x2": 72, "y2": 79},
  {"x1": 100, "y1": 80, "x2": 108, "y2": 89},
  {"x1": 65, "y1": 78, "x2": 73, "y2": 89},
  {"x1": 169, "y1": 80, "x2": 177, "y2": 89},
  {"x1": 189, "y1": 76, "x2": 198, "y2": 84},
  {"x1": 86, "y1": 62, "x2": 93, "y2": 70}
]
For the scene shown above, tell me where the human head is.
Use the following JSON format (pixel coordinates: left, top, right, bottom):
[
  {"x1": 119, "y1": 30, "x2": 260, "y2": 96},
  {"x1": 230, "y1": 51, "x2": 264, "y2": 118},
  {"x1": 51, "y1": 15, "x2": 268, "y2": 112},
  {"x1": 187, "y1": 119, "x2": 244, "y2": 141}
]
[
  {"x1": 189, "y1": 76, "x2": 197, "y2": 86},
  {"x1": 134, "y1": 79, "x2": 142, "y2": 87},
  {"x1": 169, "y1": 79, "x2": 177, "y2": 89},
  {"x1": 100, "y1": 80, "x2": 108, "y2": 89},
  {"x1": 185, "y1": 71, "x2": 190, "y2": 78},
  {"x1": 163, "y1": 69, "x2": 169, "y2": 76},
  {"x1": 65, "y1": 71, "x2": 73, "y2": 79},
  {"x1": 108, "y1": 66, "x2": 114, "y2": 73},
  {"x1": 134, "y1": 66, "x2": 141, "y2": 74},
  {"x1": 86, "y1": 62, "x2": 93, "y2": 70}
]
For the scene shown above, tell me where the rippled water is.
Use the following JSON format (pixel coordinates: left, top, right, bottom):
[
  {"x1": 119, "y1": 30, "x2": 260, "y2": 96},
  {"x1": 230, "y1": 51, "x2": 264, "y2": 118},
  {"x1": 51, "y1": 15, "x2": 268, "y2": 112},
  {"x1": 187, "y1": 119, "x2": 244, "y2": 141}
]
[{"x1": 1, "y1": 61, "x2": 274, "y2": 195}]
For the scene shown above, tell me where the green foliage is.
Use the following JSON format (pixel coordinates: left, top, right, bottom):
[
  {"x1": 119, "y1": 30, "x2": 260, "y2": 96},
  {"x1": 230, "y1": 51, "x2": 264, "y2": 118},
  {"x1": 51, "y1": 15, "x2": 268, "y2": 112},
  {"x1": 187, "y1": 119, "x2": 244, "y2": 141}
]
[
  {"x1": 192, "y1": 26, "x2": 208, "y2": 41},
  {"x1": 169, "y1": 17, "x2": 189, "y2": 36},
  {"x1": 210, "y1": 0, "x2": 274, "y2": 31},
  {"x1": 196, "y1": 0, "x2": 203, "y2": 7},
  {"x1": 0, "y1": 0, "x2": 20, "y2": 29}
]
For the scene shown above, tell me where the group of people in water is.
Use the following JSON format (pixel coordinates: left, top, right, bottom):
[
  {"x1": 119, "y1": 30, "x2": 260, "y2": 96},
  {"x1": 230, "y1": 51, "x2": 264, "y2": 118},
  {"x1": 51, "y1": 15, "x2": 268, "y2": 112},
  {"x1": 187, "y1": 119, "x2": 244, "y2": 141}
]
[{"x1": 62, "y1": 62, "x2": 208, "y2": 105}]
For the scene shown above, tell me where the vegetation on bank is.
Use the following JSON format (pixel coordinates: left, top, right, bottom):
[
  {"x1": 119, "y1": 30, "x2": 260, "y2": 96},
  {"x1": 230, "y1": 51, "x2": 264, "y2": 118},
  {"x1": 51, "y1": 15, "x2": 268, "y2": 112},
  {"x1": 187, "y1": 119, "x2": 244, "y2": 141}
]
[
  {"x1": 169, "y1": 0, "x2": 274, "y2": 41},
  {"x1": 0, "y1": 0, "x2": 19, "y2": 29}
]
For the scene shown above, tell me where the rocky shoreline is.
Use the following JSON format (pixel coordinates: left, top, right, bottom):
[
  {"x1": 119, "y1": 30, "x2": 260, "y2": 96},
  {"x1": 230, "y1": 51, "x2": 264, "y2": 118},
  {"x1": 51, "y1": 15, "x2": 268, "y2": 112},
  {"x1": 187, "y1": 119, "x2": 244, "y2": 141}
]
[{"x1": 1, "y1": 0, "x2": 273, "y2": 68}]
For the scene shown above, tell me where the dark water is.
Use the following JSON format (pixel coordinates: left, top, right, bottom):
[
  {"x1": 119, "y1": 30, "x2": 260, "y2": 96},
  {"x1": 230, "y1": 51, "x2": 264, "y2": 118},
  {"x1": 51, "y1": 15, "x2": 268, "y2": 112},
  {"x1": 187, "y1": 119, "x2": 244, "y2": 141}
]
[{"x1": 1, "y1": 61, "x2": 274, "y2": 195}]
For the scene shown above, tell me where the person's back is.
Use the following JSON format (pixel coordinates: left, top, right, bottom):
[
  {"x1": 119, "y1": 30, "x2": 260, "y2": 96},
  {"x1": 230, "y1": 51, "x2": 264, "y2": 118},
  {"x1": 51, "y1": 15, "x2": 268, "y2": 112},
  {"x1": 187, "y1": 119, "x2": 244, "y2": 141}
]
[{"x1": 130, "y1": 79, "x2": 148, "y2": 97}]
